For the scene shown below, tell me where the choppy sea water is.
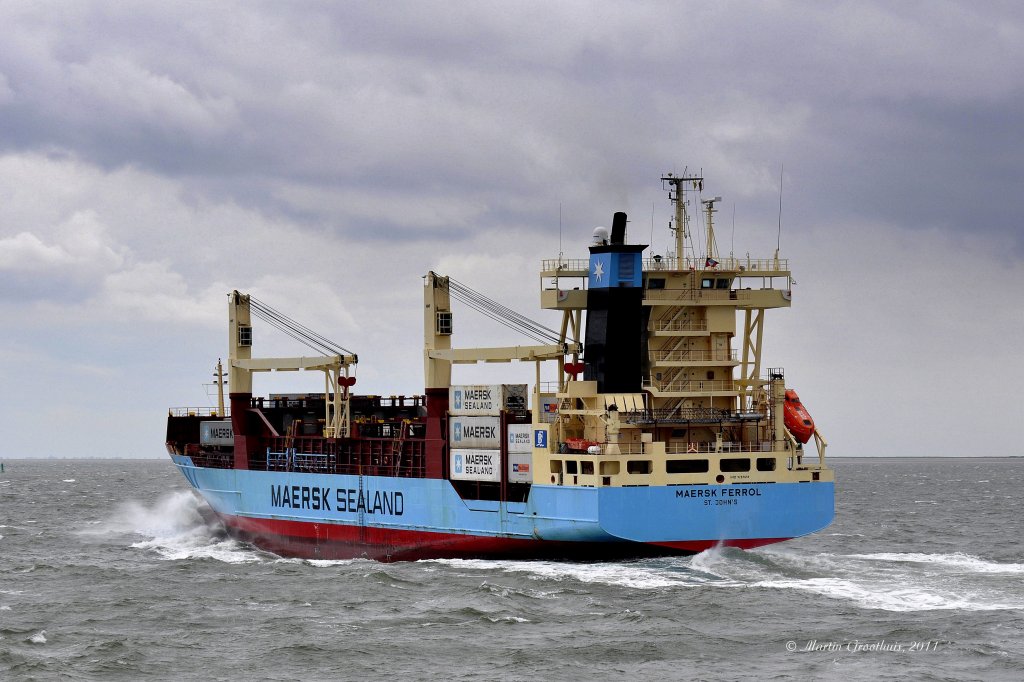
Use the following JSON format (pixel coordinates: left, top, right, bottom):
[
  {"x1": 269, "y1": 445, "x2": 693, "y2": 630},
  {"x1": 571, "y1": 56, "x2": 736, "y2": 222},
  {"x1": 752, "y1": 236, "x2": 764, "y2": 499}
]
[{"x1": 1, "y1": 458, "x2": 1022, "y2": 681}]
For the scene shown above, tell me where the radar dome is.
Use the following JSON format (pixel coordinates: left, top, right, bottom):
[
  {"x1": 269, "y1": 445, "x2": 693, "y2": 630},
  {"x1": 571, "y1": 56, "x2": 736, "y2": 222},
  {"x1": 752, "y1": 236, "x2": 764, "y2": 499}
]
[{"x1": 592, "y1": 226, "x2": 610, "y2": 245}]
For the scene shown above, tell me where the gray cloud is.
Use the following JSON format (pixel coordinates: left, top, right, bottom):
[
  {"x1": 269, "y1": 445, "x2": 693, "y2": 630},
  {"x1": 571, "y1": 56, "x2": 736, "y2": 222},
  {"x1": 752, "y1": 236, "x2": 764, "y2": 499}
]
[{"x1": 0, "y1": 1, "x2": 1021, "y2": 457}]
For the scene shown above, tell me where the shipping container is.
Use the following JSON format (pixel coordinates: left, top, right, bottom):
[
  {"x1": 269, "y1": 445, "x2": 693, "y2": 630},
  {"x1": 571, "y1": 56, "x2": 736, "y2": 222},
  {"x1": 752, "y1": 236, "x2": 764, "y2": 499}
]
[
  {"x1": 450, "y1": 449, "x2": 501, "y2": 482},
  {"x1": 508, "y1": 452, "x2": 532, "y2": 483},
  {"x1": 200, "y1": 420, "x2": 233, "y2": 446},
  {"x1": 449, "y1": 416, "x2": 502, "y2": 449},
  {"x1": 449, "y1": 384, "x2": 527, "y2": 416},
  {"x1": 507, "y1": 424, "x2": 533, "y2": 453}
]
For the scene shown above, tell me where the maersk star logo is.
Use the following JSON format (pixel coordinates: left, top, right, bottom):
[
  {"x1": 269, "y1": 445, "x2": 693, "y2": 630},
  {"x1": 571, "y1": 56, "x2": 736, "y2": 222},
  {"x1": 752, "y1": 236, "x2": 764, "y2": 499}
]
[
  {"x1": 593, "y1": 260, "x2": 605, "y2": 282},
  {"x1": 454, "y1": 454, "x2": 463, "y2": 474}
]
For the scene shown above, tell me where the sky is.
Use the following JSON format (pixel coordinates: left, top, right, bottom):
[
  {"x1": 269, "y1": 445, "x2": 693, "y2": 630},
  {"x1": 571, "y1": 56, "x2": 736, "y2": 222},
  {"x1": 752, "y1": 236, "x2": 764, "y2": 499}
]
[{"x1": 1, "y1": 1, "x2": 1021, "y2": 459}]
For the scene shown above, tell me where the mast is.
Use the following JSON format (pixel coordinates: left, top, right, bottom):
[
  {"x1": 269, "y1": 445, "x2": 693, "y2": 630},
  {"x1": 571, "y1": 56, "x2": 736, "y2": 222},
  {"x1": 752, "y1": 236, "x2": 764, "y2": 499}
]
[{"x1": 661, "y1": 172, "x2": 703, "y2": 265}]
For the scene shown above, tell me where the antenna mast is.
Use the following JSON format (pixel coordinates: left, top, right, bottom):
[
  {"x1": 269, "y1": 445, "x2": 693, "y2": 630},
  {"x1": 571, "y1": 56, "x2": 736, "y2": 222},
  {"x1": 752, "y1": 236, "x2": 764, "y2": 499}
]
[{"x1": 661, "y1": 170, "x2": 704, "y2": 266}]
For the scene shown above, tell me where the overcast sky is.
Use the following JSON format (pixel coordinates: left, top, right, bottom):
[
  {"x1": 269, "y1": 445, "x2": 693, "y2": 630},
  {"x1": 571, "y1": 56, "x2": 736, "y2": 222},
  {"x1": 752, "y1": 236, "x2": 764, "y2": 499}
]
[{"x1": 2, "y1": 1, "x2": 1021, "y2": 459}]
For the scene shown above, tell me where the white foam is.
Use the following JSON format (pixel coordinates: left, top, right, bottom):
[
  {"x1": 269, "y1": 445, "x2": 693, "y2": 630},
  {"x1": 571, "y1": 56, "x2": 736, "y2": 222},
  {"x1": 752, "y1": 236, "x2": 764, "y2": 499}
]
[
  {"x1": 751, "y1": 576, "x2": 1022, "y2": 612},
  {"x1": 62, "y1": 479, "x2": 76, "y2": 483},
  {"x1": 427, "y1": 557, "x2": 716, "y2": 590},
  {"x1": 28, "y1": 630, "x2": 47, "y2": 644},
  {"x1": 83, "y1": 491, "x2": 265, "y2": 564},
  {"x1": 847, "y1": 552, "x2": 1024, "y2": 574}
]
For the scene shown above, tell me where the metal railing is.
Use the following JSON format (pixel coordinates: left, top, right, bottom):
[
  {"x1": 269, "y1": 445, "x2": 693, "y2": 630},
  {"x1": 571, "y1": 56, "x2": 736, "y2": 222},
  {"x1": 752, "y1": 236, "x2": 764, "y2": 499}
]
[
  {"x1": 643, "y1": 378, "x2": 738, "y2": 393},
  {"x1": 644, "y1": 288, "x2": 750, "y2": 302},
  {"x1": 542, "y1": 256, "x2": 790, "y2": 275},
  {"x1": 649, "y1": 349, "x2": 738, "y2": 362},
  {"x1": 168, "y1": 407, "x2": 228, "y2": 418},
  {"x1": 644, "y1": 256, "x2": 789, "y2": 272},
  {"x1": 541, "y1": 258, "x2": 590, "y2": 272},
  {"x1": 601, "y1": 441, "x2": 777, "y2": 455},
  {"x1": 651, "y1": 319, "x2": 707, "y2": 332}
]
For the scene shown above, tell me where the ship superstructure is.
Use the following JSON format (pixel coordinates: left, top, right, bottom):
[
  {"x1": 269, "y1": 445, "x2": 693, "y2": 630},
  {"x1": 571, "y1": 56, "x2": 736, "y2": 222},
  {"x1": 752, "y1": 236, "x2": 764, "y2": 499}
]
[{"x1": 166, "y1": 172, "x2": 834, "y2": 561}]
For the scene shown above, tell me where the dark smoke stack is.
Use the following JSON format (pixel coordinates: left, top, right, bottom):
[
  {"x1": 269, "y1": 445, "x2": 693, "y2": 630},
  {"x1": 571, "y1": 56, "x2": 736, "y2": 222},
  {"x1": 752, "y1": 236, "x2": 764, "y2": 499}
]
[
  {"x1": 610, "y1": 211, "x2": 627, "y2": 245},
  {"x1": 583, "y1": 212, "x2": 648, "y2": 393}
]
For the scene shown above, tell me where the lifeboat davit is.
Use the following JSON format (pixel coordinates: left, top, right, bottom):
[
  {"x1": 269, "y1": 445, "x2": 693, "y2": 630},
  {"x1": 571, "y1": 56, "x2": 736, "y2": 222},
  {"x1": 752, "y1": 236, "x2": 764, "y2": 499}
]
[{"x1": 783, "y1": 389, "x2": 815, "y2": 444}]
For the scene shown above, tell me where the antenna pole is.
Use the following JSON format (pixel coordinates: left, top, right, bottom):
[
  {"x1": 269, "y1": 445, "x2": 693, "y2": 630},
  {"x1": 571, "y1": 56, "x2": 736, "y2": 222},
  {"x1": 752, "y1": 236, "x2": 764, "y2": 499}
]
[
  {"x1": 776, "y1": 164, "x2": 784, "y2": 254},
  {"x1": 215, "y1": 358, "x2": 226, "y2": 416},
  {"x1": 661, "y1": 171, "x2": 703, "y2": 268}
]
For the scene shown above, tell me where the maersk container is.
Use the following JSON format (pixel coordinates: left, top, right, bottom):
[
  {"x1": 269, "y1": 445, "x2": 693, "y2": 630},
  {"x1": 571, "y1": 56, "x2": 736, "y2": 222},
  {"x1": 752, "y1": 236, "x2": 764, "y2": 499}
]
[
  {"x1": 450, "y1": 448, "x2": 501, "y2": 482},
  {"x1": 449, "y1": 384, "x2": 527, "y2": 416},
  {"x1": 200, "y1": 420, "x2": 233, "y2": 446},
  {"x1": 507, "y1": 424, "x2": 532, "y2": 453},
  {"x1": 449, "y1": 416, "x2": 501, "y2": 449}
]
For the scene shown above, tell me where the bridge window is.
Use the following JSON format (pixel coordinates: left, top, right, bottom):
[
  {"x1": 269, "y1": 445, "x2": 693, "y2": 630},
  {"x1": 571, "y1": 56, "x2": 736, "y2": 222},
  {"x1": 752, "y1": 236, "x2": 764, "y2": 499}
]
[
  {"x1": 647, "y1": 278, "x2": 665, "y2": 290},
  {"x1": 720, "y1": 458, "x2": 751, "y2": 472},
  {"x1": 627, "y1": 460, "x2": 652, "y2": 474},
  {"x1": 756, "y1": 457, "x2": 777, "y2": 472},
  {"x1": 667, "y1": 459, "x2": 709, "y2": 474},
  {"x1": 566, "y1": 460, "x2": 579, "y2": 474}
]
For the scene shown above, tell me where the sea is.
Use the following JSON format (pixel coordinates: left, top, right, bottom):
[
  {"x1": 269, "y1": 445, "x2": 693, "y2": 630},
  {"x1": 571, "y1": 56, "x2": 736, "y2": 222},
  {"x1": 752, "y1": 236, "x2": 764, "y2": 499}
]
[{"x1": 1, "y1": 458, "x2": 1021, "y2": 681}]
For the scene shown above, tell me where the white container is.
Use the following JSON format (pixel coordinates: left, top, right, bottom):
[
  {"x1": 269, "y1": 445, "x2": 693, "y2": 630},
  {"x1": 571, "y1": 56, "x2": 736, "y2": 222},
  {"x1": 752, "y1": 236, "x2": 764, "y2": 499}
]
[
  {"x1": 450, "y1": 449, "x2": 501, "y2": 482},
  {"x1": 507, "y1": 424, "x2": 533, "y2": 453},
  {"x1": 450, "y1": 416, "x2": 501, "y2": 449},
  {"x1": 200, "y1": 420, "x2": 233, "y2": 446},
  {"x1": 508, "y1": 452, "x2": 532, "y2": 483},
  {"x1": 450, "y1": 384, "x2": 527, "y2": 416}
]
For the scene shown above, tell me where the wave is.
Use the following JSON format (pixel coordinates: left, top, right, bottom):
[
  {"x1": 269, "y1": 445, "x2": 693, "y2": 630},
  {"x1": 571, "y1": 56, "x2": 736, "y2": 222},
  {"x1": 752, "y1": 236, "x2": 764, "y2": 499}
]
[
  {"x1": 425, "y1": 547, "x2": 1024, "y2": 613},
  {"x1": 80, "y1": 490, "x2": 265, "y2": 564},
  {"x1": 845, "y1": 552, "x2": 1024, "y2": 574}
]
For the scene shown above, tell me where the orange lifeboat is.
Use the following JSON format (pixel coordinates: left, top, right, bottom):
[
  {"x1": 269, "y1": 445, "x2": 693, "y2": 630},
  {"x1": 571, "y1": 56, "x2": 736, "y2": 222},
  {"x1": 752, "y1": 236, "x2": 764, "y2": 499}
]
[{"x1": 783, "y1": 389, "x2": 815, "y2": 444}]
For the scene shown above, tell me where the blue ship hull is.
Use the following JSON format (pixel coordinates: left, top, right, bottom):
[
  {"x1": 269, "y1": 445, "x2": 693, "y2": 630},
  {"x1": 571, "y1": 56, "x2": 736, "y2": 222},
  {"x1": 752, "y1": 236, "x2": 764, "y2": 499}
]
[{"x1": 171, "y1": 455, "x2": 835, "y2": 561}]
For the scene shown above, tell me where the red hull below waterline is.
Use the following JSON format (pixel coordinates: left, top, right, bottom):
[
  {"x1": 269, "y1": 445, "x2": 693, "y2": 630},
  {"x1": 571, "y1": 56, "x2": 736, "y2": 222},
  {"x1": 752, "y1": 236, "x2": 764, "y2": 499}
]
[{"x1": 212, "y1": 511, "x2": 791, "y2": 562}]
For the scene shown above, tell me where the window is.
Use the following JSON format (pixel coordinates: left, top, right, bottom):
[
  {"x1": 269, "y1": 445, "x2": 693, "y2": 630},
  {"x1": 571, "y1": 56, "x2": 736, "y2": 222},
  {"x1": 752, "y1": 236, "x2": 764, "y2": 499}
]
[
  {"x1": 715, "y1": 278, "x2": 729, "y2": 289},
  {"x1": 647, "y1": 278, "x2": 666, "y2": 290},
  {"x1": 701, "y1": 278, "x2": 713, "y2": 289},
  {"x1": 756, "y1": 457, "x2": 777, "y2": 472},
  {"x1": 627, "y1": 460, "x2": 653, "y2": 474},
  {"x1": 238, "y1": 326, "x2": 252, "y2": 347},
  {"x1": 436, "y1": 311, "x2": 453, "y2": 335},
  {"x1": 566, "y1": 460, "x2": 579, "y2": 474},
  {"x1": 720, "y1": 458, "x2": 751, "y2": 472},
  {"x1": 581, "y1": 461, "x2": 594, "y2": 475},
  {"x1": 667, "y1": 459, "x2": 709, "y2": 474}
]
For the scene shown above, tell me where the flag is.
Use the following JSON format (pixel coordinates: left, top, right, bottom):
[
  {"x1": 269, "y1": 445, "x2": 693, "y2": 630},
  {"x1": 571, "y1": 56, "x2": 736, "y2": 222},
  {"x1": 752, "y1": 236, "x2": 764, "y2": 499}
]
[{"x1": 705, "y1": 257, "x2": 719, "y2": 268}]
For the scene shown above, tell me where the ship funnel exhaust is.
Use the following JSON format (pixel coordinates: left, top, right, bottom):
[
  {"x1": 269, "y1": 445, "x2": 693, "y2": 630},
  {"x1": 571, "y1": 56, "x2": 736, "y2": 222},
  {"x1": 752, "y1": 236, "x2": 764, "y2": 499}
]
[
  {"x1": 583, "y1": 212, "x2": 649, "y2": 393},
  {"x1": 610, "y1": 211, "x2": 627, "y2": 245}
]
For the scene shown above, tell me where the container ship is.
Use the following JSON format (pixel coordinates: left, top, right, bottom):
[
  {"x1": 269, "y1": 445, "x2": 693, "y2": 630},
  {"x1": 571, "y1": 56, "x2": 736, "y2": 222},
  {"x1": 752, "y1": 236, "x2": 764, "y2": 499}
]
[{"x1": 166, "y1": 172, "x2": 835, "y2": 561}]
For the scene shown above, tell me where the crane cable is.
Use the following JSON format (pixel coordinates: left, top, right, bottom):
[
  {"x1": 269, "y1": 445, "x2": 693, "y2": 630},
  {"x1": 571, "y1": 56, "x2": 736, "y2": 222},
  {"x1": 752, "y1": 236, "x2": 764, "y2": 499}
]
[
  {"x1": 446, "y1": 277, "x2": 562, "y2": 345},
  {"x1": 249, "y1": 296, "x2": 355, "y2": 358}
]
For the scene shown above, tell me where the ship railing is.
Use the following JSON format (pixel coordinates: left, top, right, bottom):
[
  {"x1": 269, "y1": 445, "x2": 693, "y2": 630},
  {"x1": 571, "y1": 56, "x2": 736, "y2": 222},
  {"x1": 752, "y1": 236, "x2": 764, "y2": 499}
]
[
  {"x1": 266, "y1": 447, "x2": 296, "y2": 470},
  {"x1": 541, "y1": 256, "x2": 790, "y2": 275},
  {"x1": 649, "y1": 349, "x2": 738, "y2": 362},
  {"x1": 541, "y1": 258, "x2": 590, "y2": 273},
  {"x1": 168, "y1": 407, "x2": 228, "y2": 418},
  {"x1": 650, "y1": 319, "x2": 707, "y2": 332},
  {"x1": 643, "y1": 378, "x2": 738, "y2": 394},
  {"x1": 644, "y1": 288, "x2": 752, "y2": 303},
  {"x1": 644, "y1": 256, "x2": 789, "y2": 272},
  {"x1": 612, "y1": 441, "x2": 775, "y2": 455}
]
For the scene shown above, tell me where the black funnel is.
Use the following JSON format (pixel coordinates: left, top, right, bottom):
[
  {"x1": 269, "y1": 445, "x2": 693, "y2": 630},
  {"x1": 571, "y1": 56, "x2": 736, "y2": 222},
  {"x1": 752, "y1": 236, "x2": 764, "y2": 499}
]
[{"x1": 610, "y1": 212, "x2": 627, "y2": 245}]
